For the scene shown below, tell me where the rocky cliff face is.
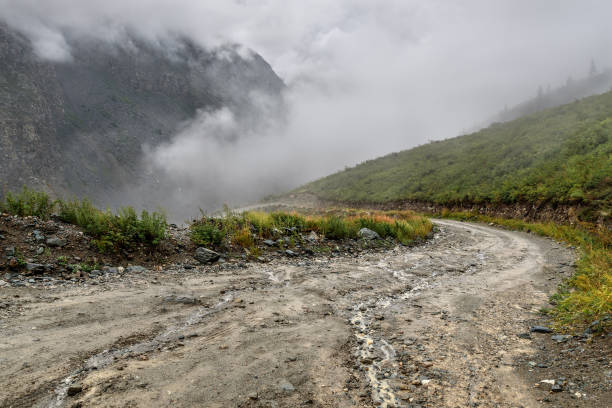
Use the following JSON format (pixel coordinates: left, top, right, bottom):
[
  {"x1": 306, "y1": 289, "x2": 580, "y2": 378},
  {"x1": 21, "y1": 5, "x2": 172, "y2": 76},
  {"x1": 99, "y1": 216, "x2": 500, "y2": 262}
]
[{"x1": 0, "y1": 23, "x2": 284, "y2": 208}]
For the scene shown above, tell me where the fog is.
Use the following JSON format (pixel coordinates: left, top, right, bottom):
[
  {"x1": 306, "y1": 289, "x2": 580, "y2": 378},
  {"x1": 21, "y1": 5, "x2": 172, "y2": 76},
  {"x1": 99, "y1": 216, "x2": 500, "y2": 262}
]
[{"x1": 2, "y1": 0, "x2": 612, "y2": 216}]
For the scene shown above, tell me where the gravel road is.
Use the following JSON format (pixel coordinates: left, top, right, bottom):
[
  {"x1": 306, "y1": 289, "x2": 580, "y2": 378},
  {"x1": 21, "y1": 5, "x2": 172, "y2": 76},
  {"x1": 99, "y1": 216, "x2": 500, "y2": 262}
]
[{"x1": 1, "y1": 220, "x2": 586, "y2": 407}]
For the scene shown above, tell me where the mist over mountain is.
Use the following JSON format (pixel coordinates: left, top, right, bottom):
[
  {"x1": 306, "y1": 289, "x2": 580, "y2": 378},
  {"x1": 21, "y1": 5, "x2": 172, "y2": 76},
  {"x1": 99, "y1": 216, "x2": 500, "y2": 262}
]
[
  {"x1": 2, "y1": 1, "x2": 612, "y2": 221},
  {"x1": 492, "y1": 67, "x2": 612, "y2": 124},
  {"x1": 0, "y1": 22, "x2": 284, "y2": 219}
]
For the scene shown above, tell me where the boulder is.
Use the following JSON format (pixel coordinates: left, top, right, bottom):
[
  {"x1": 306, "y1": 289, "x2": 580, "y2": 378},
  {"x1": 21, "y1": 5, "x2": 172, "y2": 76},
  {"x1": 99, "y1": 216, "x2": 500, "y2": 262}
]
[
  {"x1": 194, "y1": 247, "x2": 220, "y2": 264},
  {"x1": 358, "y1": 228, "x2": 380, "y2": 240}
]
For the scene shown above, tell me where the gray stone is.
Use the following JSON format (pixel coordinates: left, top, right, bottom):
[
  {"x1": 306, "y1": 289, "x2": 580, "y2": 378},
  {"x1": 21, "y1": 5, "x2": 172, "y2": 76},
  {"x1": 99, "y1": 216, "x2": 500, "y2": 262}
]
[
  {"x1": 552, "y1": 383, "x2": 563, "y2": 392},
  {"x1": 67, "y1": 384, "x2": 82, "y2": 396},
  {"x1": 194, "y1": 247, "x2": 221, "y2": 264},
  {"x1": 4, "y1": 246, "x2": 15, "y2": 257},
  {"x1": 278, "y1": 379, "x2": 295, "y2": 393},
  {"x1": 248, "y1": 392, "x2": 259, "y2": 400},
  {"x1": 103, "y1": 266, "x2": 120, "y2": 274},
  {"x1": 358, "y1": 228, "x2": 380, "y2": 240},
  {"x1": 126, "y1": 265, "x2": 147, "y2": 274},
  {"x1": 36, "y1": 246, "x2": 45, "y2": 255},
  {"x1": 164, "y1": 295, "x2": 199, "y2": 304},
  {"x1": 46, "y1": 237, "x2": 66, "y2": 247},
  {"x1": 306, "y1": 231, "x2": 319, "y2": 242},
  {"x1": 263, "y1": 239, "x2": 276, "y2": 247},
  {"x1": 285, "y1": 249, "x2": 297, "y2": 257},
  {"x1": 25, "y1": 263, "x2": 45, "y2": 273},
  {"x1": 551, "y1": 334, "x2": 572, "y2": 343},
  {"x1": 530, "y1": 326, "x2": 552, "y2": 333},
  {"x1": 32, "y1": 230, "x2": 45, "y2": 242}
]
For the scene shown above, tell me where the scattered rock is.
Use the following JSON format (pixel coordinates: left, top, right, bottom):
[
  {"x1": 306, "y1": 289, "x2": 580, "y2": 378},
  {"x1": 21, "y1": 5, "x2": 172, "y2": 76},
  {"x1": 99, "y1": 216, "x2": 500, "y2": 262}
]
[
  {"x1": 263, "y1": 239, "x2": 276, "y2": 247},
  {"x1": 306, "y1": 231, "x2": 319, "y2": 242},
  {"x1": 361, "y1": 357, "x2": 373, "y2": 365},
  {"x1": 248, "y1": 392, "x2": 259, "y2": 400},
  {"x1": 67, "y1": 384, "x2": 83, "y2": 396},
  {"x1": 32, "y1": 230, "x2": 45, "y2": 242},
  {"x1": 4, "y1": 246, "x2": 15, "y2": 257},
  {"x1": 278, "y1": 379, "x2": 295, "y2": 393},
  {"x1": 358, "y1": 228, "x2": 380, "y2": 240},
  {"x1": 126, "y1": 265, "x2": 147, "y2": 274},
  {"x1": 551, "y1": 334, "x2": 572, "y2": 343},
  {"x1": 285, "y1": 249, "x2": 297, "y2": 257},
  {"x1": 103, "y1": 266, "x2": 120, "y2": 274},
  {"x1": 530, "y1": 326, "x2": 553, "y2": 333},
  {"x1": 194, "y1": 247, "x2": 220, "y2": 264},
  {"x1": 36, "y1": 246, "x2": 45, "y2": 255},
  {"x1": 163, "y1": 295, "x2": 199, "y2": 304},
  {"x1": 46, "y1": 237, "x2": 66, "y2": 247},
  {"x1": 25, "y1": 263, "x2": 45, "y2": 273}
]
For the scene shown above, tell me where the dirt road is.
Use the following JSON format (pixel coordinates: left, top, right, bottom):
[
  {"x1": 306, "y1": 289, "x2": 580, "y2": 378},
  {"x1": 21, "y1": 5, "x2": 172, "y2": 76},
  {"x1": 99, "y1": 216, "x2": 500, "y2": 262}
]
[{"x1": 0, "y1": 220, "x2": 584, "y2": 407}]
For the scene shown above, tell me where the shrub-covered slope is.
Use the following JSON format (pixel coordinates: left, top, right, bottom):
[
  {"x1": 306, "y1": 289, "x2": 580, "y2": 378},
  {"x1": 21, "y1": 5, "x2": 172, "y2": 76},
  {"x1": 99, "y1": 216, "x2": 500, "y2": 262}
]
[{"x1": 301, "y1": 90, "x2": 612, "y2": 217}]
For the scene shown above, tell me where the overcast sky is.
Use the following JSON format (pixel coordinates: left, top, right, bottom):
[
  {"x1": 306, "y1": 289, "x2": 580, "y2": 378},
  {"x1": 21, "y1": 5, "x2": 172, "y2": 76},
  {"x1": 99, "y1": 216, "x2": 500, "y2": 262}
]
[{"x1": 2, "y1": 0, "x2": 612, "y2": 211}]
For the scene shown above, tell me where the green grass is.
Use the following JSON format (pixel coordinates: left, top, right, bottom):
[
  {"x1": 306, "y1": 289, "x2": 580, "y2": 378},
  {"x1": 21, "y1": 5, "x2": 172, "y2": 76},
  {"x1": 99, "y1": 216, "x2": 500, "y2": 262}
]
[
  {"x1": 437, "y1": 209, "x2": 611, "y2": 332},
  {"x1": 0, "y1": 187, "x2": 55, "y2": 219},
  {"x1": 57, "y1": 198, "x2": 166, "y2": 251},
  {"x1": 190, "y1": 209, "x2": 433, "y2": 250},
  {"x1": 1, "y1": 188, "x2": 167, "y2": 252},
  {"x1": 300, "y1": 90, "x2": 612, "y2": 223}
]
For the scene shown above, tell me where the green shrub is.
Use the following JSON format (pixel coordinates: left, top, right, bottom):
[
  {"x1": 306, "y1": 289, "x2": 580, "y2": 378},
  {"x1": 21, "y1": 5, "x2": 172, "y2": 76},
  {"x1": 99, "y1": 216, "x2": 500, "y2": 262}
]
[
  {"x1": 1, "y1": 187, "x2": 55, "y2": 219},
  {"x1": 270, "y1": 212, "x2": 307, "y2": 231},
  {"x1": 356, "y1": 217, "x2": 394, "y2": 238},
  {"x1": 190, "y1": 221, "x2": 225, "y2": 246},
  {"x1": 315, "y1": 216, "x2": 358, "y2": 239},
  {"x1": 57, "y1": 198, "x2": 166, "y2": 251}
]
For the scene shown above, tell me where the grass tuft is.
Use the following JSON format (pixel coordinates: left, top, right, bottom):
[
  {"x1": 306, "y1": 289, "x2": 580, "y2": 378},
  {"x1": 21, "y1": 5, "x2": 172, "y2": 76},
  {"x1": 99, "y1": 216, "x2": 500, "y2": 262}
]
[
  {"x1": 57, "y1": 198, "x2": 166, "y2": 251},
  {"x1": 1, "y1": 187, "x2": 55, "y2": 219},
  {"x1": 191, "y1": 209, "x2": 433, "y2": 250}
]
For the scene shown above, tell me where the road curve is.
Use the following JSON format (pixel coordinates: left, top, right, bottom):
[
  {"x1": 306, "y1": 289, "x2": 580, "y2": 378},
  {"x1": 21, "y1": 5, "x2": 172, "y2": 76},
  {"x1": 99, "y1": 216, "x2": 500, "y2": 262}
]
[{"x1": 0, "y1": 220, "x2": 575, "y2": 407}]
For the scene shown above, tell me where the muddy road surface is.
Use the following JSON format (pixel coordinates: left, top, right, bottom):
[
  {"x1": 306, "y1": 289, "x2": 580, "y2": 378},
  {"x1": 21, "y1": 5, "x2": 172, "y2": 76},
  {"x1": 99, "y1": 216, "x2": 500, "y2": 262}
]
[{"x1": 1, "y1": 220, "x2": 583, "y2": 407}]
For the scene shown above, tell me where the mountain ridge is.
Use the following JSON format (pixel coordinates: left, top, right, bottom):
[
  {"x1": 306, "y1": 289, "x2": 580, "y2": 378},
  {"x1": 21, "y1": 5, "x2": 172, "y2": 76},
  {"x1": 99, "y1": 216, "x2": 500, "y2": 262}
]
[{"x1": 0, "y1": 22, "x2": 284, "y2": 209}]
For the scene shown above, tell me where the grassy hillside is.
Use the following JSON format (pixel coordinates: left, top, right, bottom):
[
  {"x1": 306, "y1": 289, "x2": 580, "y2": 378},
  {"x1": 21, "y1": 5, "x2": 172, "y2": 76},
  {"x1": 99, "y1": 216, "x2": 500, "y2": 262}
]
[{"x1": 300, "y1": 91, "x2": 612, "y2": 219}]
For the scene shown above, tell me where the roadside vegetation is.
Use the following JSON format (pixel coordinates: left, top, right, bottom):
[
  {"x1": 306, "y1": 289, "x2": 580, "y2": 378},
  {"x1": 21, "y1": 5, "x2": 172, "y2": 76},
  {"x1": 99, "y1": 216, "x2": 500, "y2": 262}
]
[
  {"x1": 301, "y1": 90, "x2": 612, "y2": 223},
  {"x1": 190, "y1": 208, "x2": 432, "y2": 252},
  {"x1": 437, "y1": 209, "x2": 611, "y2": 332},
  {"x1": 1, "y1": 188, "x2": 167, "y2": 251}
]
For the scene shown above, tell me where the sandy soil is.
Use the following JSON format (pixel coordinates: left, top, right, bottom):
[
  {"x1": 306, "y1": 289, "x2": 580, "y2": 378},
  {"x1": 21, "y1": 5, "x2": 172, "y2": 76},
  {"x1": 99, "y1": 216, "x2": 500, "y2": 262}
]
[{"x1": 1, "y1": 220, "x2": 607, "y2": 408}]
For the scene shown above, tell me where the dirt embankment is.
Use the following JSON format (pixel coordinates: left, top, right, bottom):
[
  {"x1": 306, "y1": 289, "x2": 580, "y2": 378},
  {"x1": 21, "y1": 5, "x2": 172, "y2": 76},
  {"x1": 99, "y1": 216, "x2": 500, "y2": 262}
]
[
  {"x1": 1, "y1": 219, "x2": 609, "y2": 407},
  {"x1": 274, "y1": 193, "x2": 610, "y2": 227}
]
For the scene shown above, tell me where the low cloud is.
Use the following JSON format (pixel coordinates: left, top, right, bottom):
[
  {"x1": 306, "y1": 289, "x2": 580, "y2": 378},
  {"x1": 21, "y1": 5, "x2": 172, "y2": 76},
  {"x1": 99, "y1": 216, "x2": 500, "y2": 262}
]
[{"x1": 2, "y1": 0, "x2": 612, "y2": 217}]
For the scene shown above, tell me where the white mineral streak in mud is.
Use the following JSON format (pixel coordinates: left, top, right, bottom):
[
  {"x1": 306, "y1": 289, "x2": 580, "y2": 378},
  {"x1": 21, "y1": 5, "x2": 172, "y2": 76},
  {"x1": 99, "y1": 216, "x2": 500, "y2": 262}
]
[{"x1": 351, "y1": 307, "x2": 402, "y2": 408}]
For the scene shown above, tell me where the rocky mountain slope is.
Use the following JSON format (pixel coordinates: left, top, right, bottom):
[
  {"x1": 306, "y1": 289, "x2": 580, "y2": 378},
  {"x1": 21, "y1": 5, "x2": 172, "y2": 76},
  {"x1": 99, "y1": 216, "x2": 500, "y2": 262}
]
[{"x1": 0, "y1": 22, "x2": 284, "y2": 207}]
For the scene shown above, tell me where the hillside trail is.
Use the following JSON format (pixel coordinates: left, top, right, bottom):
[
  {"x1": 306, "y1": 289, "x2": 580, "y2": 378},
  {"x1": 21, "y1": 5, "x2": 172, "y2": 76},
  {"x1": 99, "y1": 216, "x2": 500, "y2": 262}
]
[{"x1": 0, "y1": 219, "x2": 577, "y2": 407}]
